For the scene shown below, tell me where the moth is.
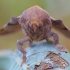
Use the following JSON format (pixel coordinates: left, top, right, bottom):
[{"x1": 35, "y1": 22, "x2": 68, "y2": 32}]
[{"x1": 0, "y1": 5, "x2": 70, "y2": 66}]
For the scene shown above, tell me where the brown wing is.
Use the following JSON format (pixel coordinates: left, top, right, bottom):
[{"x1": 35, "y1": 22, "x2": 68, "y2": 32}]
[
  {"x1": 0, "y1": 16, "x2": 21, "y2": 35},
  {"x1": 51, "y1": 19, "x2": 70, "y2": 38}
]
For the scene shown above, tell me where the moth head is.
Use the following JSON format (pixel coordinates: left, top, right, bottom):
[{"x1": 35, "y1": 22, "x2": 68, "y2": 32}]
[{"x1": 28, "y1": 19, "x2": 43, "y2": 32}]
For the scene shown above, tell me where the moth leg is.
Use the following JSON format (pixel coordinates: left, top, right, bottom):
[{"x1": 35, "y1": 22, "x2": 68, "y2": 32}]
[
  {"x1": 17, "y1": 37, "x2": 30, "y2": 66},
  {"x1": 45, "y1": 32, "x2": 68, "y2": 53},
  {"x1": 27, "y1": 39, "x2": 32, "y2": 47}
]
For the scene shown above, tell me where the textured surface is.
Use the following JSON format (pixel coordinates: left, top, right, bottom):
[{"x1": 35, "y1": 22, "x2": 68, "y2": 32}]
[
  {"x1": 0, "y1": 41, "x2": 70, "y2": 70},
  {"x1": 13, "y1": 41, "x2": 70, "y2": 70}
]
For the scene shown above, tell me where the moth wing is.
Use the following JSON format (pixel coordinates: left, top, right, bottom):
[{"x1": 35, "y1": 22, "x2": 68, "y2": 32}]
[
  {"x1": 0, "y1": 16, "x2": 21, "y2": 35},
  {"x1": 52, "y1": 19, "x2": 70, "y2": 38}
]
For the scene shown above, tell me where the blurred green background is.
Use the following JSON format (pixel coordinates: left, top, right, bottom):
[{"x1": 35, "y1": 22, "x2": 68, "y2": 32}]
[{"x1": 0, "y1": 0, "x2": 70, "y2": 51}]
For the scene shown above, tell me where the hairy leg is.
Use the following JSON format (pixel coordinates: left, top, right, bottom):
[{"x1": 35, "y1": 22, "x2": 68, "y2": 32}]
[
  {"x1": 27, "y1": 39, "x2": 32, "y2": 47},
  {"x1": 45, "y1": 32, "x2": 68, "y2": 53},
  {"x1": 17, "y1": 37, "x2": 30, "y2": 66}
]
